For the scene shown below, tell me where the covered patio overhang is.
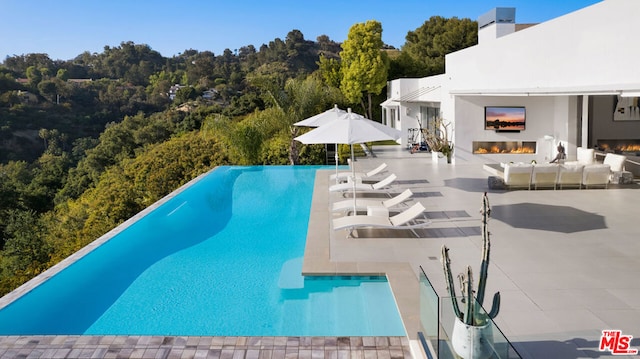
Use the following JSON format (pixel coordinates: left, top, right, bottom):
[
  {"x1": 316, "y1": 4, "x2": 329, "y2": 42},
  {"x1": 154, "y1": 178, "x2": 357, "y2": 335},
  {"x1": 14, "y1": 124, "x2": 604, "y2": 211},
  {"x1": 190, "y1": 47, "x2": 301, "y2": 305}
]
[
  {"x1": 449, "y1": 84, "x2": 640, "y2": 97},
  {"x1": 380, "y1": 98, "x2": 400, "y2": 108}
]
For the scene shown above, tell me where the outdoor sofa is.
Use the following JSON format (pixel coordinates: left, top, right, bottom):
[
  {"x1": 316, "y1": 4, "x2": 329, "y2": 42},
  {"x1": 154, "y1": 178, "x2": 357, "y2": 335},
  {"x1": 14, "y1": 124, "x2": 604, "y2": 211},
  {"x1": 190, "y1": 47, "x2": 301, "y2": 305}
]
[{"x1": 501, "y1": 151, "x2": 628, "y2": 190}]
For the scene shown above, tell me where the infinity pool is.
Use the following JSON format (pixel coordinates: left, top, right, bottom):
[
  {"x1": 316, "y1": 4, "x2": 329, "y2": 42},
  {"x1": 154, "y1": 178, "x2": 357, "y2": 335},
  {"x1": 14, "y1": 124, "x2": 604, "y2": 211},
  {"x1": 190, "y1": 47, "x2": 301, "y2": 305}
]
[{"x1": 0, "y1": 166, "x2": 405, "y2": 336}]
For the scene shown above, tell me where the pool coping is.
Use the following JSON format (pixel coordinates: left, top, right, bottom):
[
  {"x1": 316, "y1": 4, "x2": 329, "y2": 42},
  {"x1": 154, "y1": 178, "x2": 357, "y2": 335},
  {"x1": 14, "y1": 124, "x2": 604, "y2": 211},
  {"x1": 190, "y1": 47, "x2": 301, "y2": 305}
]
[{"x1": 0, "y1": 335, "x2": 412, "y2": 358}]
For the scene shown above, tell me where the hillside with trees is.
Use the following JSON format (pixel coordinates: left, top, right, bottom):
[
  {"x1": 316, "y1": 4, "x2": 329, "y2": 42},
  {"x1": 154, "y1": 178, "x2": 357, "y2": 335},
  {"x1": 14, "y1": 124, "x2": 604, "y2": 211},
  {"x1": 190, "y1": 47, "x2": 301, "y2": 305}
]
[{"x1": 0, "y1": 17, "x2": 477, "y2": 295}]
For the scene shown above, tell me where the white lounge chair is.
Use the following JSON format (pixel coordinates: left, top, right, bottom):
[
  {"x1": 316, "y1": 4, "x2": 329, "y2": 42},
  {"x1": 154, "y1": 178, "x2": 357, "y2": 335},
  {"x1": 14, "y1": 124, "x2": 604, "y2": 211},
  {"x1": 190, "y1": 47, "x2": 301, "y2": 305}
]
[
  {"x1": 332, "y1": 202, "x2": 430, "y2": 237},
  {"x1": 329, "y1": 163, "x2": 388, "y2": 182},
  {"x1": 329, "y1": 173, "x2": 397, "y2": 193},
  {"x1": 331, "y1": 189, "x2": 413, "y2": 213}
]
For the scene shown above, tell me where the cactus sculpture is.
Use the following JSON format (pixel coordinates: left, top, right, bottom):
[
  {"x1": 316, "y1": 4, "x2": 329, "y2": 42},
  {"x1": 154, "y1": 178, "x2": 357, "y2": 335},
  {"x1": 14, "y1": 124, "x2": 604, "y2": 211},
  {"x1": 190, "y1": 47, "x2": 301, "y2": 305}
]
[{"x1": 441, "y1": 192, "x2": 500, "y2": 326}]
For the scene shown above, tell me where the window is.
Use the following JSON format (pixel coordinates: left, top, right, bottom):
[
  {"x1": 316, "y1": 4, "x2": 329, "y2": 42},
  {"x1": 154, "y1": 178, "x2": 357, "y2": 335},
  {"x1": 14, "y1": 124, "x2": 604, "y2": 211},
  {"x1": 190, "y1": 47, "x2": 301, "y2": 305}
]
[
  {"x1": 420, "y1": 106, "x2": 440, "y2": 134},
  {"x1": 389, "y1": 108, "x2": 397, "y2": 129}
]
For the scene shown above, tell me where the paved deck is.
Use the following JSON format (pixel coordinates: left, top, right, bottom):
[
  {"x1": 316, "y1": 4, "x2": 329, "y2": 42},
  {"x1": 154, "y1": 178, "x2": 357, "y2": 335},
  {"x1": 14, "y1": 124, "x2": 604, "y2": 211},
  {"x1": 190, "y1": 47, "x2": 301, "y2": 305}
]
[
  {"x1": 0, "y1": 335, "x2": 410, "y2": 359},
  {"x1": 305, "y1": 146, "x2": 640, "y2": 359},
  {"x1": 2, "y1": 147, "x2": 640, "y2": 358}
]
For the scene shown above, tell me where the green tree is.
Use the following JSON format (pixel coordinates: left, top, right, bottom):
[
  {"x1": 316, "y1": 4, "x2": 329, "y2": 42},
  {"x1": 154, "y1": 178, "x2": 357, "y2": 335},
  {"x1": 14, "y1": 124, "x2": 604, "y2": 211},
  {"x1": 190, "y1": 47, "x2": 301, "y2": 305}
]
[
  {"x1": 248, "y1": 75, "x2": 343, "y2": 164},
  {"x1": 340, "y1": 20, "x2": 389, "y2": 120},
  {"x1": 402, "y1": 16, "x2": 477, "y2": 76},
  {"x1": 56, "y1": 68, "x2": 69, "y2": 81},
  {"x1": 175, "y1": 86, "x2": 197, "y2": 104},
  {"x1": 7, "y1": 151, "x2": 72, "y2": 216},
  {"x1": 0, "y1": 209, "x2": 52, "y2": 293},
  {"x1": 37, "y1": 80, "x2": 57, "y2": 102},
  {"x1": 3, "y1": 53, "x2": 53, "y2": 75},
  {"x1": 45, "y1": 131, "x2": 228, "y2": 265},
  {"x1": 284, "y1": 30, "x2": 317, "y2": 74},
  {"x1": 26, "y1": 66, "x2": 42, "y2": 88},
  {"x1": 0, "y1": 161, "x2": 31, "y2": 247},
  {"x1": 317, "y1": 55, "x2": 342, "y2": 88},
  {"x1": 388, "y1": 50, "x2": 429, "y2": 78}
]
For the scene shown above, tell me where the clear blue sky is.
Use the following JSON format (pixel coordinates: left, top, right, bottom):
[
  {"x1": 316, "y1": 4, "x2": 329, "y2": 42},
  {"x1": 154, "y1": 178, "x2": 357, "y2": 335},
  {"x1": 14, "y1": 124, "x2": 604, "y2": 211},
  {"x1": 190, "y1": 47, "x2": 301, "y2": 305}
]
[{"x1": 1, "y1": 0, "x2": 601, "y2": 61}]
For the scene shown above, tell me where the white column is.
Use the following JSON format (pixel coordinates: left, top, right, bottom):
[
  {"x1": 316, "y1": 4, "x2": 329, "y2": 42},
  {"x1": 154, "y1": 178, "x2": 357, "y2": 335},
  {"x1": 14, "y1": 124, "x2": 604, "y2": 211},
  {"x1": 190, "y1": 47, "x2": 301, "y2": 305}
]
[{"x1": 581, "y1": 95, "x2": 589, "y2": 148}]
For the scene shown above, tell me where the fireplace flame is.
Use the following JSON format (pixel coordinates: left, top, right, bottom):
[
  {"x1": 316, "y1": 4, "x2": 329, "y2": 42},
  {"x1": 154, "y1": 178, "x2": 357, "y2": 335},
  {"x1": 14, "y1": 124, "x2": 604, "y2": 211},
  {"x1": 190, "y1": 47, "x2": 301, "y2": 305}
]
[
  {"x1": 474, "y1": 146, "x2": 535, "y2": 154},
  {"x1": 599, "y1": 142, "x2": 640, "y2": 152},
  {"x1": 621, "y1": 144, "x2": 640, "y2": 152}
]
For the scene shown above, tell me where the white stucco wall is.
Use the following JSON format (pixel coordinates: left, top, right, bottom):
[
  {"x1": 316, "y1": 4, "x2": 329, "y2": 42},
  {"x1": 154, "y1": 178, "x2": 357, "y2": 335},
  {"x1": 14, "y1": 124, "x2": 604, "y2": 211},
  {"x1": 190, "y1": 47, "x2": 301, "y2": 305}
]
[
  {"x1": 442, "y1": 0, "x2": 640, "y2": 164},
  {"x1": 446, "y1": 0, "x2": 640, "y2": 93},
  {"x1": 383, "y1": 0, "x2": 640, "y2": 162},
  {"x1": 384, "y1": 76, "x2": 444, "y2": 148},
  {"x1": 452, "y1": 95, "x2": 580, "y2": 164}
]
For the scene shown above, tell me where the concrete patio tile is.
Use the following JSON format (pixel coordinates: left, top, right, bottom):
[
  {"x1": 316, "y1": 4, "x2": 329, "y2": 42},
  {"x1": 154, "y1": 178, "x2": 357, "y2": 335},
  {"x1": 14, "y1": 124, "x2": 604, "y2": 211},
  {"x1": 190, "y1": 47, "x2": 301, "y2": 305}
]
[
  {"x1": 546, "y1": 309, "x2": 611, "y2": 333},
  {"x1": 592, "y1": 309, "x2": 640, "y2": 334},
  {"x1": 607, "y1": 289, "x2": 640, "y2": 309}
]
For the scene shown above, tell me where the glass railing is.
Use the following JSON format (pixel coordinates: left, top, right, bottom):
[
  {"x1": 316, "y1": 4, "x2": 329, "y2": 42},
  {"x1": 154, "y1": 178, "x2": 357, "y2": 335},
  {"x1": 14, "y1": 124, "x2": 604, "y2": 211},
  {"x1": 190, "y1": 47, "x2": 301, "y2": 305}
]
[
  {"x1": 418, "y1": 267, "x2": 439, "y2": 359},
  {"x1": 418, "y1": 266, "x2": 522, "y2": 359}
]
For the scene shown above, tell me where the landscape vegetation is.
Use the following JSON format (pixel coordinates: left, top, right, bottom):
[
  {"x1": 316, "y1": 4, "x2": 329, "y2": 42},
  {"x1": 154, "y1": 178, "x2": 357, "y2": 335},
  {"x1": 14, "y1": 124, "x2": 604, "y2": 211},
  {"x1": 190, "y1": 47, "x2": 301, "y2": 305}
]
[{"x1": 0, "y1": 16, "x2": 478, "y2": 296}]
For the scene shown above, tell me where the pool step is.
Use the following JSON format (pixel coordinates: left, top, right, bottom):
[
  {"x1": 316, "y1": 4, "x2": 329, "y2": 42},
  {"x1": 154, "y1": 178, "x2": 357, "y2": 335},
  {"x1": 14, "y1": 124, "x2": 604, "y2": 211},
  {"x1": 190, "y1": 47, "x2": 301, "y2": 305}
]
[
  {"x1": 332, "y1": 285, "x2": 367, "y2": 333},
  {"x1": 277, "y1": 280, "x2": 404, "y2": 336},
  {"x1": 307, "y1": 289, "x2": 336, "y2": 334},
  {"x1": 360, "y1": 282, "x2": 406, "y2": 335},
  {"x1": 279, "y1": 298, "x2": 308, "y2": 334}
]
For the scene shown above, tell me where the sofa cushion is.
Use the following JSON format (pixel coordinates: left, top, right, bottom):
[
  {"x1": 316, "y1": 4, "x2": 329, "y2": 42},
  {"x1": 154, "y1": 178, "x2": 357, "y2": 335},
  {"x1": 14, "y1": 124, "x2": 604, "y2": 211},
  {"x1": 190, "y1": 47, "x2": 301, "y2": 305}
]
[
  {"x1": 504, "y1": 163, "x2": 533, "y2": 189},
  {"x1": 576, "y1": 147, "x2": 595, "y2": 165},
  {"x1": 603, "y1": 153, "x2": 626, "y2": 172},
  {"x1": 565, "y1": 147, "x2": 595, "y2": 166},
  {"x1": 531, "y1": 164, "x2": 559, "y2": 189},
  {"x1": 582, "y1": 164, "x2": 611, "y2": 188},
  {"x1": 557, "y1": 164, "x2": 584, "y2": 189}
]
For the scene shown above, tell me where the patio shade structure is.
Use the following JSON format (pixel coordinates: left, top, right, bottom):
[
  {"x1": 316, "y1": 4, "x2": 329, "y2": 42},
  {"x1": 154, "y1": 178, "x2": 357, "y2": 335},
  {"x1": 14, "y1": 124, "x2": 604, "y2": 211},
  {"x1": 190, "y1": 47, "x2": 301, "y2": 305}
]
[
  {"x1": 293, "y1": 104, "x2": 347, "y2": 181},
  {"x1": 295, "y1": 108, "x2": 402, "y2": 214}
]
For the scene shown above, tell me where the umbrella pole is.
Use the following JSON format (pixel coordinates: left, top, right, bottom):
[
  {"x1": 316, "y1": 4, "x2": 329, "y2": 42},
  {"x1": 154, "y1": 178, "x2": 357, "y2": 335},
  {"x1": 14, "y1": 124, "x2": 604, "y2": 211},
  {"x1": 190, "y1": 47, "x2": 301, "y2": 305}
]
[
  {"x1": 335, "y1": 143, "x2": 339, "y2": 184},
  {"x1": 351, "y1": 145, "x2": 355, "y2": 177},
  {"x1": 351, "y1": 144, "x2": 357, "y2": 215},
  {"x1": 352, "y1": 175, "x2": 357, "y2": 216}
]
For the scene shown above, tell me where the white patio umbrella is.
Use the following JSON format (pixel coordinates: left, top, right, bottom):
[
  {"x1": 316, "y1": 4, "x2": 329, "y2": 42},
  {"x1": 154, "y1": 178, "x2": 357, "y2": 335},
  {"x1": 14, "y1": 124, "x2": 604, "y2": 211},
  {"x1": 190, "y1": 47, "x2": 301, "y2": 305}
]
[
  {"x1": 293, "y1": 104, "x2": 347, "y2": 127},
  {"x1": 294, "y1": 104, "x2": 347, "y2": 182},
  {"x1": 295, "y1": 108, "x2": 402, "y2": 214}
]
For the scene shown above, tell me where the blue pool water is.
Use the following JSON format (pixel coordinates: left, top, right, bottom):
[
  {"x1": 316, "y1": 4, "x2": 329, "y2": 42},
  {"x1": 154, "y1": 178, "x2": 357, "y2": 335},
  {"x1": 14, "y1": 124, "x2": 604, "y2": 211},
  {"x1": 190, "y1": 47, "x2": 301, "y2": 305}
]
[{"x1": 0, "y1": 166, "x2": 405, "y2": 336}]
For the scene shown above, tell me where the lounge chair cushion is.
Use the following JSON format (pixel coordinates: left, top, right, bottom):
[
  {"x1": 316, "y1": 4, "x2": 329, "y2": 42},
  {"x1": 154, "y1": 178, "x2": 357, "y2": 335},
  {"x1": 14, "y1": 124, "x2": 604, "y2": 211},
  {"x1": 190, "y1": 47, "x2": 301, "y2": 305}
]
[
  {"x1": 330, "y1": 163, "x2": 387, "y2": 181},
  {"x1": 329, "y1": 173, "x2": 397, "y2": 192},
  {"x1": 331, "y1": 189, "x2": 413, "y2": 212}
]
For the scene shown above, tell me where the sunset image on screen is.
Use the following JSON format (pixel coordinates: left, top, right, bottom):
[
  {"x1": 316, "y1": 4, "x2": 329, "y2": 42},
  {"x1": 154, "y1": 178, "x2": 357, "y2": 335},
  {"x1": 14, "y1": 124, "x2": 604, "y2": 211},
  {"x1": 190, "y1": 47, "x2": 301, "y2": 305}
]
[{"x1": 485, "y1": 106, "x2": 526, "y2": 130}]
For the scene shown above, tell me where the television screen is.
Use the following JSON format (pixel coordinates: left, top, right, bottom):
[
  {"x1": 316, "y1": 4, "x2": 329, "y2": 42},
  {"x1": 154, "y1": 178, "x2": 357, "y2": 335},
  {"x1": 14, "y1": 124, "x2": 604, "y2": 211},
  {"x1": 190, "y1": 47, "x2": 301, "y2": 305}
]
[{"x1": 485, "y1": 106, "x2": 526, "y2": 131}]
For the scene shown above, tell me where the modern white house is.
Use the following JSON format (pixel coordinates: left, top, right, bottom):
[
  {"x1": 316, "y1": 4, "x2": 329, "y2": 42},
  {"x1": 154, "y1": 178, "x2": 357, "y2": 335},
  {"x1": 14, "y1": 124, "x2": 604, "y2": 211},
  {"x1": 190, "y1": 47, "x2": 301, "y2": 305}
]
[{"x1": 382, "y1": 0, "x2": 640, "y2": 171}]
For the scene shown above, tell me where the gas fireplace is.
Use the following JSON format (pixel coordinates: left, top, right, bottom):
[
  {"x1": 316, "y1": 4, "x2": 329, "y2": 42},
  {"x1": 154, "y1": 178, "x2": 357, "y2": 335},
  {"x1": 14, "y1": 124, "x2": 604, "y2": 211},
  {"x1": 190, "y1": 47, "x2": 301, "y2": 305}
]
[
  {"x1": 596, "y1": 139, "x2": 640, "y2": 155},
  {"x1": 473, "y1": 141, "x2": 537, "y2": 154}
]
